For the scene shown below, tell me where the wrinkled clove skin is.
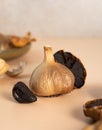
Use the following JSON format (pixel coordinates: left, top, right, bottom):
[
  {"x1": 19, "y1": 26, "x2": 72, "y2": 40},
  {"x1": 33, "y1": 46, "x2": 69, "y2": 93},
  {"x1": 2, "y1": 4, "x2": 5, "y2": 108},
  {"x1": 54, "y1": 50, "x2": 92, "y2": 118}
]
[
  {"x1": 12, "y1": 81, "x2": 37, "y2": 103},
  {"x1": 54, "y1": 50, "x2": 87, "y2": 88},
  {"x1": 83, "y1": 99, "x2": 102, "y2": 121}
]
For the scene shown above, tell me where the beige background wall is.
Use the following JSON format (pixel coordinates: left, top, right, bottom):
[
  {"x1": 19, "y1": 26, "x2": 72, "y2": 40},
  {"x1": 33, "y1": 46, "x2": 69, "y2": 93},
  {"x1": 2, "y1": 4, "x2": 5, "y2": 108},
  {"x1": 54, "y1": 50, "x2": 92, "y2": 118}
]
[{"x1": 0, "y1": 0, "x2": 102, "y2": 38}]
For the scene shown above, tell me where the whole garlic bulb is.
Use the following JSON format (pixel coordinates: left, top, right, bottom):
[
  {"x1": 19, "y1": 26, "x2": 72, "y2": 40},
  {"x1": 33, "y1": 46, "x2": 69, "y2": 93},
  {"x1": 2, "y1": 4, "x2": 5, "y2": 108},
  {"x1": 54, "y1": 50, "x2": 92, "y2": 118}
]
[
  {"x1": 0, "y1": 58, "x2": 9, "y2": 75},
  {"x1": 29, "y1": 46, "x2": 75, "y2": 96}
]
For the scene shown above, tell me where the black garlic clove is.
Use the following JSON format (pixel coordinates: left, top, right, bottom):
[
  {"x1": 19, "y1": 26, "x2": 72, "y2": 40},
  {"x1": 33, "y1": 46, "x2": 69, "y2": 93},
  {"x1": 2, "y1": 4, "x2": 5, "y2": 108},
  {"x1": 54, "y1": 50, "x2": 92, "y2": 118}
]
[
  {"x1": 54, "y1": 50, "x2": 87, "y2": 88},
  {"x1": 12, "y1": 81, "x2": 37, "y2": 103},
  {"x1": 83, "y1": 99, "x2": 102, "y2": 121}
]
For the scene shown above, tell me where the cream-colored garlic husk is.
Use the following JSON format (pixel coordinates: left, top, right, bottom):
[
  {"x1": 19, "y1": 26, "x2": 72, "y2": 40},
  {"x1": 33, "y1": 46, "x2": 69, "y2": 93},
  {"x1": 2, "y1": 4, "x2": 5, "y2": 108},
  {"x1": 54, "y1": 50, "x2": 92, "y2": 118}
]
[
  {"x1": 0, "y1": 58, "x2": 9, "y2": 75},
  {"x1": 29, "y1": 46, "x2": 75, "y2": 96}
]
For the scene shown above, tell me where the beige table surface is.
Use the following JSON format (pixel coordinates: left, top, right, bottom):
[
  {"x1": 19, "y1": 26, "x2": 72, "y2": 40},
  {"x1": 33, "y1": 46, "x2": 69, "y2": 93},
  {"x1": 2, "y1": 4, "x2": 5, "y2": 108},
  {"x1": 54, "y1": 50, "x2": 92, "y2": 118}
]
[{"x1": 0, "y1": 38, "x2": 102, "y2": 130}]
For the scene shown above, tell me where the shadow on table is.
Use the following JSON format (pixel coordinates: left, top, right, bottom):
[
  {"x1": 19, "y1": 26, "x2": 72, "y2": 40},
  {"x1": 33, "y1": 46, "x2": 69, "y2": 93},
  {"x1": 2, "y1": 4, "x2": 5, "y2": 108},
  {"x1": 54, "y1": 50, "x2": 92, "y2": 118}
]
[
  {"x1": 71, "y1": 105, "x2": 92, "y2": 124},
  {"x1": 87, "y1": 85, "x2": 102, "y2": 98},
  {"x1": 2, "y1": 91, "x2": 15, "y2": 103}
]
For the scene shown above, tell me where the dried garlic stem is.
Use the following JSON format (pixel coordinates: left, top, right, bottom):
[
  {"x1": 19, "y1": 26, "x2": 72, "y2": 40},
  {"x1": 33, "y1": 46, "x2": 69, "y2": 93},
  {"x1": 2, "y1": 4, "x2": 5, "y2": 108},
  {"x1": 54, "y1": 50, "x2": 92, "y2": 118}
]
[{"x1": 44, "y1": 46, "x2": 54, "y2": 63}]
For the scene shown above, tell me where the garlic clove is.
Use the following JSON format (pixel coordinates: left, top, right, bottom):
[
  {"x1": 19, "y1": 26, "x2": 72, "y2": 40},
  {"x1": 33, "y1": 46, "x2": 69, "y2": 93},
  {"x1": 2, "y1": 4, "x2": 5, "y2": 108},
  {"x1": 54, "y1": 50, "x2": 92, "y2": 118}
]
[
  {"x1": 6, "y1": 61, "x2": 25, "y2": 77},
  {"x1": 12, "y1": 81, "x2": 37, "y2": 103},
  {"x1": 54, "y1": 50, "x2": 87, "y2": 88},
  {"x1": 83, "y1": 99, "x2": 102, "y2": 121},
  {"x1": 0, "y1": 58, "x2": 9, "y2": 75},
  {"x1": 29, "y1": 46, "x2": 75, "y2": 97}
]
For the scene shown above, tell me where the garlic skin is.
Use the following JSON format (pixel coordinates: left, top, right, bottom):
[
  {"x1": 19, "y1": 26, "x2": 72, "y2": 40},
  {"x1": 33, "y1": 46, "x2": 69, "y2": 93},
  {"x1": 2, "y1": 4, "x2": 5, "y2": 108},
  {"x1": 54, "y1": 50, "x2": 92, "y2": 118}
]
[
  {"x1": 0, "y1": 58, "x2": 9, "y2": 75},
  {"x1": 6, "y1": 61, "x2": 25, "y2": 77},
  {"x1": 29, "y1": 46, "x2": 75, "y2": 96},
  {"x1": 8, "y1": 32, "x2": 36, "y2": 47}
]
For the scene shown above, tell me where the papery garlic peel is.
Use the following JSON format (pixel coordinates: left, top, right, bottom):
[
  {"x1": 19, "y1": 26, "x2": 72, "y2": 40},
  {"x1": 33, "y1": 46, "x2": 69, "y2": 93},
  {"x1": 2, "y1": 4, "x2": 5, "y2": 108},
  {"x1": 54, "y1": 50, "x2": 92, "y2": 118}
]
[
  {"x1": 8, "y1": 32, "x2": 36, "y2": 47},
  {"x1": 0, "y1": 58, "x2": 9, "y2": 75},
  {"x1": 29, "y1": 46, "x2": 75, "y2": 96}
]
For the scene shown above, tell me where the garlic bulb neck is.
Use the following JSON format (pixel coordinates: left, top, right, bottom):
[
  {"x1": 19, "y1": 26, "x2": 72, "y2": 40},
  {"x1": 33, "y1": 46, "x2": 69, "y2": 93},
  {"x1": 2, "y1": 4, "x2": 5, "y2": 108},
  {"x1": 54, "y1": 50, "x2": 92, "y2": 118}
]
[{"x1": 44, "y1": 46, "x2": 54, "y2": 63}]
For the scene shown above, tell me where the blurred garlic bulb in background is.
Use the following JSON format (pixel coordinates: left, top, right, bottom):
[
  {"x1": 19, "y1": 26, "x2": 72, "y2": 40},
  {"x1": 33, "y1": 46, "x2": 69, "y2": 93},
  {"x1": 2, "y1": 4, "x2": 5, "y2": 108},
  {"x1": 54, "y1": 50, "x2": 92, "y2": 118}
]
[{"x1": 29, "y1": 46, "x2": 75, "y2": 97}]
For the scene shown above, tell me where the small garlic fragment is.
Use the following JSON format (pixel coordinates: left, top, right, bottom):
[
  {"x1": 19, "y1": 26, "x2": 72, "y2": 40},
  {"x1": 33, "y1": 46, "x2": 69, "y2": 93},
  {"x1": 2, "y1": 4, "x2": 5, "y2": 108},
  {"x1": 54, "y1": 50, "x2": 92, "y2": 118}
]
[
  {"x1": 0, "y1": 58, "x2": 9, "y2": 75},
  {"x1": 29, "y1": 46, "x2": 75, "y2": 97},
  {"x1": 6, "y1": 61, "x2": 25, "y2": 77}
]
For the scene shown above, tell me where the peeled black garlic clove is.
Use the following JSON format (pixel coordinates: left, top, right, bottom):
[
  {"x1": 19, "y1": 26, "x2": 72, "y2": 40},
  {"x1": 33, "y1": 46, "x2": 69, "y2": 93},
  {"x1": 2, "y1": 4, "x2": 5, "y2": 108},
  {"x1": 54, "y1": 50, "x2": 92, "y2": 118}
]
[
  {"x1": 83, "y1": 120, "x2": 102, "y2": 130},
  {"x1": 29, "y1": 46, "x2": 75, "y2": 97},
  {"x1": 12, "y1": 81, "x2": 37, "y2": 103},
  {"x1": 83, "y1": 99, "x2": 102, "y2": 121},
  {"x1": 54, "y1": 50, "x2": 87, "y2": 88}
]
